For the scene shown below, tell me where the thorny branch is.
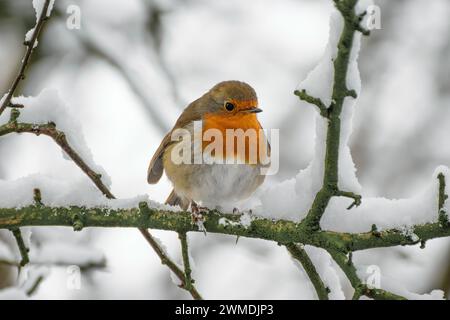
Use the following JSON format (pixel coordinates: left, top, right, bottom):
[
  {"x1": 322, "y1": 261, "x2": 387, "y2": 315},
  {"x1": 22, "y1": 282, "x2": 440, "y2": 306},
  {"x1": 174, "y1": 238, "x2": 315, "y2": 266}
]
[{"x1": 1, "y1": 0, "x2": 450, "y2": 300}]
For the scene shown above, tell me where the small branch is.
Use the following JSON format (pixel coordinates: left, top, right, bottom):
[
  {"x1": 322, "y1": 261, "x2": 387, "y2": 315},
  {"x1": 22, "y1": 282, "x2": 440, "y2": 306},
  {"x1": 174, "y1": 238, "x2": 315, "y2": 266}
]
[
  {"x1": 286, "y1": 243, "x2": 329, "y2": 300},
  {"x1": 10, "y1": 228, "x2": 29, "y2": 267},
  {"x1": 0, "y1": 120, "x2": 114, "y2": 199},
  {"x1": 327, "y1": 249, "x2": 406, "y2": 300},
  {"x1": 178, "y1": 232, "x2": 196, "y2": 293},
  {"x1": 139, "y1": 228, "x2": 202, "y2": 300},
  {"x1": 0, "y1": 0, "x2": 52, "y2": 117},
  {"x1": 294, "y1": 89, "x2": 329, "y2": 118},
  {"x1": 25, "y1": 275, "x2": 45, "y2": 296},
  {"x1": 336, "y1": 190, "x2": 362, "y2": 210}
]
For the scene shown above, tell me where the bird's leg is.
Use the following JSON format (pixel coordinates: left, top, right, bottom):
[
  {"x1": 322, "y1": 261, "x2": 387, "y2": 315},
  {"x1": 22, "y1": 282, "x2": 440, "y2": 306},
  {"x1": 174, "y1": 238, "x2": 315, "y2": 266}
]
[{"x1": 190, "y1": 201, "x2": 207, "y2": 235}]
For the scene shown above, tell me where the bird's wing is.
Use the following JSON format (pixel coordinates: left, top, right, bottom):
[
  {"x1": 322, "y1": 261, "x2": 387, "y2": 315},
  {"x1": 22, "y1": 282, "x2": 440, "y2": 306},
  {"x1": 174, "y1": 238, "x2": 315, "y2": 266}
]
[
  {"x1": 147, "y1": 132, "x2": 173, "y2": 184},
  {"x1": 147, "y1": 97, "x2": 204, "y2": 184}
]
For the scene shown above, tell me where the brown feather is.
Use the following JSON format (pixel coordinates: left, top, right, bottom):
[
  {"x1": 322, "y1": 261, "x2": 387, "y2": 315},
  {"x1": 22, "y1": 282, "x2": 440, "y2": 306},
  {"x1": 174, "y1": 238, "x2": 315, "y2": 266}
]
[{"x1": 165, "y1": 189, "x2": 190, "y2": 211}]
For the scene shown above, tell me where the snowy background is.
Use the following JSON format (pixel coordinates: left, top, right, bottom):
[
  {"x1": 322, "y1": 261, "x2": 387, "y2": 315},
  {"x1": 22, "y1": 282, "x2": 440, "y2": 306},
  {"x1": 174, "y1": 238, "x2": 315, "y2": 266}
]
[{"x1": 0, "y1": 0, "x2": 449, "y2": 299}]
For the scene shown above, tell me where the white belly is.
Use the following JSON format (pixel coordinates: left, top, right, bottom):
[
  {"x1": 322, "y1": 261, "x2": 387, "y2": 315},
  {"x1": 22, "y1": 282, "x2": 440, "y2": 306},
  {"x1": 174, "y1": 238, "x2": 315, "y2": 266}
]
[{"x1": 168, "y1": 162, "x2": 264, "y2": 209}]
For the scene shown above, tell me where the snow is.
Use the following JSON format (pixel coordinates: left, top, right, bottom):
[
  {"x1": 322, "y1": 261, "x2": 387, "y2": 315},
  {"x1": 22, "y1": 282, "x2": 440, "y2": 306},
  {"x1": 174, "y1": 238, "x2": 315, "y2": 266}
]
[
  {"x1": 218, "y1": 211, "x2": 254, "y2": 229},
  {"x1": 253, "y1": 1, "x2": 369, "y2": 222},
  {"x1": 356, "y1": 265, "x2": 445, "y2": 300},
  {"x1": 0, "y1": 287, "x2": 28, "y2": 300},
  {"x1": 26, "y1": 0, "x2": 55, "y2": 49},
  {"x1": 0, "y1": 93, "x2": 6, "y2": 106},
  {"x1": 0, "y1": 173, "x2": 180, "y2": 211},
  {"x1": 321, "y1": 168, "x2": 450, "y2": 233},
  {"x1": 252, "y1": 0, "x2": 448, "y2": 234},
  {"x1": 11, "y1": 89, "x2": 112, "y2": 187},
  {"x1": 32, "y1": 0, "x2": 55, "y2": 20}
]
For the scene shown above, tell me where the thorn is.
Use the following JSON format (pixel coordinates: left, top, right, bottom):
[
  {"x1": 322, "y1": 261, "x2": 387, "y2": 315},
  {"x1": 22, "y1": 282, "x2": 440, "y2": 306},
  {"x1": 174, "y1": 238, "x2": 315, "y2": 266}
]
[{"x1": 420, "y1": 240, "x2": 426, "y2": 249}]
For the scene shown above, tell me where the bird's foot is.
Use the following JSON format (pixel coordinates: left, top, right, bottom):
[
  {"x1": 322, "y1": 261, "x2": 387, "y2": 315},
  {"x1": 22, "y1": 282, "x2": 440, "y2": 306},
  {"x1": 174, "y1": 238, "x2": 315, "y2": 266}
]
[{"x1": 191, "y1": 202, "x2": 208, "y2": 235}]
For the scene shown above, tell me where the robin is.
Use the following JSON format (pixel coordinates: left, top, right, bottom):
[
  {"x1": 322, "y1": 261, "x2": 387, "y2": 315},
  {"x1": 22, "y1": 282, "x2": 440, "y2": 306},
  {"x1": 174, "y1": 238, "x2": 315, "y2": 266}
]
[{"x1": 147, "y1": 81, "x2": 269, "y2": 212}]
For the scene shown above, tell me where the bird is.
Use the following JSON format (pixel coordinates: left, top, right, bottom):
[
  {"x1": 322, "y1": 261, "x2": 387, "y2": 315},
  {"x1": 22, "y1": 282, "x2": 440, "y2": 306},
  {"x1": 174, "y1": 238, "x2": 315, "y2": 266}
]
[{"x1": 147, "y1": 81, "x2": 269, "y2": 213}]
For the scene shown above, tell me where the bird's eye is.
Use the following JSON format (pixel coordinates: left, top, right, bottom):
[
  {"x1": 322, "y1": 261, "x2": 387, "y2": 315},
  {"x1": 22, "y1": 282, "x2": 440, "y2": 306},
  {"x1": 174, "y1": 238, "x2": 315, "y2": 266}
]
[{"x1": 225, "y1": 102, "x2": 235, "y2": 112}]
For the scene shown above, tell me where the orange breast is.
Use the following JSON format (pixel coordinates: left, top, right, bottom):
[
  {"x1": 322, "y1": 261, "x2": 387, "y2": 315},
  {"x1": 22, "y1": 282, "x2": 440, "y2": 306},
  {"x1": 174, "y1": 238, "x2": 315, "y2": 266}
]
[{"x1": 202, "y1": 113, "x2": 268, "y2": 165}]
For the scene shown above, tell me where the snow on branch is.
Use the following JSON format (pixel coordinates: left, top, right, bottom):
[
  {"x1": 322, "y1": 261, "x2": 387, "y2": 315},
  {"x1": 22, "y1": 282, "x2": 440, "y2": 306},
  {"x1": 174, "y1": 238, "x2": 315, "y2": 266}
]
[
  {"x1": 1, "y1": 0, "x2": 450, "y2": 300},
  {"x1": 0, "y1": 0, "x2": 53, "y2": 117}
]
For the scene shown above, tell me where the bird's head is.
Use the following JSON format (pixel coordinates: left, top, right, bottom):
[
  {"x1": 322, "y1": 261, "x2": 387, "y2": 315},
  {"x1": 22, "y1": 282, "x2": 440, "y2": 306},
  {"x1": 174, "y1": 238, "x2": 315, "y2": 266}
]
[{"x1": 202, "y1": 80, "x2": 262, "y2": 117}]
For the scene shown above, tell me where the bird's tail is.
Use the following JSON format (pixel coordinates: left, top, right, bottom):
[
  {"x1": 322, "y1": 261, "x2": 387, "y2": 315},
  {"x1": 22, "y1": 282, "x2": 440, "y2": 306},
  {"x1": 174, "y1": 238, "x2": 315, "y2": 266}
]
[{"x1": 165, "y1": 189, "x2": 190, "y2": 211}]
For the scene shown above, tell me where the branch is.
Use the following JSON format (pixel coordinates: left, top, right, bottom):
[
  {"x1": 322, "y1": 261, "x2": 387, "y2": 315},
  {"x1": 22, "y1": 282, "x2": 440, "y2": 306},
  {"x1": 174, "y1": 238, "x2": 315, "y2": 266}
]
[
  {"x1": 1, "y1": 204, "x2": 449, "y2": 252},
  {"x1": 327, "y1": 249, "x2": 406, "y2": 300},
  {"x1": 294, "y1": 89, "x2": 329, "y2": 118},
  {"x1": 10, "y1": 228, "x2": 29, "y2": 267},
  {"x1": 0, "y1": 116, "x2": 204, "y2": 298},
  {"x1": 286, "y1": 244, "x2": 329, "y2": 300},
  {"x1": 0, "y1": 118, "x2": 114, "y2": 199},
  {"x1": 0, "y1": 0, "x2": 52, "y2": 117},
  {"x1": 302, "y1": 0, "x2": 363, "y2": 232},
  {"x1": 139, "y1": 228, "x2": 202, "y2": 300},
  {"x1": 178, "y1": 232, "x2": 200, "y2": 298}
]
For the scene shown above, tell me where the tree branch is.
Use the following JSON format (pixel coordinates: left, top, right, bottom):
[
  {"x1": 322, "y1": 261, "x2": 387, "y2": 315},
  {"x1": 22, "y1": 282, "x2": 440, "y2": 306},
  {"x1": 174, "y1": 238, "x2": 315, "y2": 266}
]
[
  {"x1": 302, "y1": 0, "x2": 362, "y2": 231},
  {"x1": 294, "y1": 89, "x2": 329, "y2": 118},
  {"x1": 178, "y1": 232, "x2": 199, "y2": 298},
  {"x1": 0, "y1": 118, "x2": 114, "y2": 199},
  {"x1": 286, "y1": 244, "x2": 329, "y2": 300},
  {"x1": 327, "y1": 249, "x2": 406, "y2": 300},
  {"x1": 139, "y1": 228, "x2": 202, "y2": 300},
  {"x1": 0, "y1": 0, "x2": 52, "y2": 117},
  {"x1": 1, "y1": 204, "x2": 449, "y2": 253},
  {"x1": 10, "y1": 228, "x2": 29, "y2": 267}
]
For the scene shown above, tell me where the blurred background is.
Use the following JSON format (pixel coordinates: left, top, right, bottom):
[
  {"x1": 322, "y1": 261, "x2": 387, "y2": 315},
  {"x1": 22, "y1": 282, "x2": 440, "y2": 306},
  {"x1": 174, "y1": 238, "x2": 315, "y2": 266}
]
[{"x1": 0, "y1": 0, "x2": 449, "y2": 299}]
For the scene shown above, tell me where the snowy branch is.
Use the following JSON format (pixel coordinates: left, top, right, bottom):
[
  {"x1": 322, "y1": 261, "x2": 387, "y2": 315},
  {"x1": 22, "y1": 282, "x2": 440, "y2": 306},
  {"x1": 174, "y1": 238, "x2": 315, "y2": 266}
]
[
  {"x1": 1, "y1": 0, "x2": 450, "y2": 300},
  {"x1": 0, "y1": 0, "x2": 52, "y2": 117}
]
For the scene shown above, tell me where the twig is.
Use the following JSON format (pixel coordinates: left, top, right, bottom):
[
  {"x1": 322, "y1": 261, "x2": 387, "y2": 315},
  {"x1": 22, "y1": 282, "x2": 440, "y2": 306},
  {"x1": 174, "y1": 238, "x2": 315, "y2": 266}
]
[
  {"x1": 294, "y1": 89, "x2": 329, "y2": 118},
  {"x1": 327, "y1": 249, "x2": 406, "y2": 300},
  {"x1": 0, "y1": 0, "x2": 52, "y2": 117},
  {"x1": 24, "y1": 275, "x2": 45, "y2": 296},
  {"x1": 0, "y1": 118, "x2": 204, "y2": 298},
  {"x1": 10, "y1": 228, "x2": 29, "y2": 267},
  {"x1": 336, "y1": 190, "x2": 362, "y2": 210},
  {"x1": 139, "y1": 229, "x2": 202, "y2": 300},
  {"x1": 0, "y1": 120, "x2": 114, "y2": 199},
  {"x1": 286, "y1": 244, "x2": 329, "y2": 300},
  {"x1": 179, "y1": 232, "x2": 195, "y2": 293}
]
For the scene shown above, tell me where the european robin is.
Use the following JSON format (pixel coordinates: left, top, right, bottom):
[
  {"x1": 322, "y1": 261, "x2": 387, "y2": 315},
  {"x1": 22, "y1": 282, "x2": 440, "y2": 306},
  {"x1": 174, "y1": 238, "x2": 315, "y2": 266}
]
[{"x1": 147, "y1": 81, "x2": 269, "y2": 211}]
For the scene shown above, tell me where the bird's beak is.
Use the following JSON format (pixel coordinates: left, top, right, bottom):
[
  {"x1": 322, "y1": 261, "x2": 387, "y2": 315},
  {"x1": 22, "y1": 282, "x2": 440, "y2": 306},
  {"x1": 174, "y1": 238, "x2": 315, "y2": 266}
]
[{"x1": 242, "y1": 107, "x2": 262, "y2": 114}]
